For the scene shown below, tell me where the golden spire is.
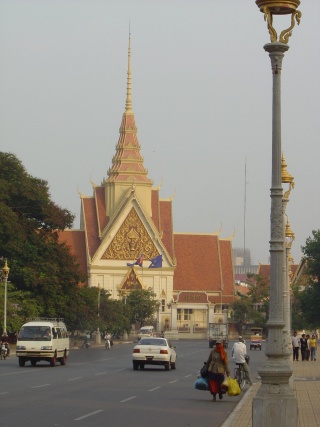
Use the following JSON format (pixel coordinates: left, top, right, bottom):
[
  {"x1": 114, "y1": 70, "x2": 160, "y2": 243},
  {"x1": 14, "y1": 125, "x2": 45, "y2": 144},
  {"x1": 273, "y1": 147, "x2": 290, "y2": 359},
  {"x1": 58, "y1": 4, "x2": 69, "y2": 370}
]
[
  {"x1": 281, "y1": 152, "x2": 294, "y2": 185},
  {"x1": 125, "y1": 32, "x2": 132, "y2": 113}
]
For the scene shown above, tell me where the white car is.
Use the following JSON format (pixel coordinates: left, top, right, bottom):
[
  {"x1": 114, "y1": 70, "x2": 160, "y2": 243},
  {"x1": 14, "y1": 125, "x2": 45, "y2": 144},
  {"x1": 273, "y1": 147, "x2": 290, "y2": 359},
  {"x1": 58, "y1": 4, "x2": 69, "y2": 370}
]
[{"x1": 132, "y1": 337, "x2": 177, "y2": 371}]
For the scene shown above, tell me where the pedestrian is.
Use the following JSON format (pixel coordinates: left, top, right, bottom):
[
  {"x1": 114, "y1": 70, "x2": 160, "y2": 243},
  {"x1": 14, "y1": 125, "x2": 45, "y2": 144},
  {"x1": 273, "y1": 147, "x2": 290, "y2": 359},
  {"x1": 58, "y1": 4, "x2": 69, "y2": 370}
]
[
  {"x1": 232, "y1": 336, "x2": 253, "y2": 386},
  {"x1": 206, "y1": 341, "x2": 230, "y2": 402},
  {"x1": 300, "y1": 334, "x2": 308, "y2": 361},
  {"x1": 309, "y1": 334, "x2": 317, "y2": 361},
  {"x1": 291, "y1": 331, "x2": 300, "y2": 361},
  {"x1": 306, "y1": 334, "x2": 311, "y2": 361}
]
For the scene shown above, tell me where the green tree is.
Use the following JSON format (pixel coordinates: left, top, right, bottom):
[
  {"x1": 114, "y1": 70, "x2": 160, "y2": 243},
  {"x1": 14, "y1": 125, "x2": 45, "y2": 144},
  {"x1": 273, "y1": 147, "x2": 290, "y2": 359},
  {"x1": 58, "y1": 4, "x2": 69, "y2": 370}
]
[
  {"x1": 126, "y1": 289, "x2": 158, "y2": 327},
  {"x1": 231, "y1": 274, "x2": 269, "y2": 334},
  {"x1": 0, "y1": 152, "x2": 86, "y2": 329},
  {"x1": 295, "y1": 230, "x2": 320, "y2": 327}
]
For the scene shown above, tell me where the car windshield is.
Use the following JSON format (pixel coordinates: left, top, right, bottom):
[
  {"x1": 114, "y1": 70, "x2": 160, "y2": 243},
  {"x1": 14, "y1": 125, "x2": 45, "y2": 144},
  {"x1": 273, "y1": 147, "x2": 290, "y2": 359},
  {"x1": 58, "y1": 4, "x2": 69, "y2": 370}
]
[
  {"x1": 139, "y1": 339, "x2": 167, "y2": 346},
  {"x1": 18, "y1": 326, "x2": 52, "y2": 341}
]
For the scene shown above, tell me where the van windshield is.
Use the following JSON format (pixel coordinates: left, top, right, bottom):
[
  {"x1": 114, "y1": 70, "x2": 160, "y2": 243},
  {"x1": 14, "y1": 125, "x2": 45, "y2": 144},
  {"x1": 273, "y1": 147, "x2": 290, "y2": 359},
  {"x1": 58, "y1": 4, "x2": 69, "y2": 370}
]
[{"x1": 18, "y1": 326, "x2": 52, "y2": 341}]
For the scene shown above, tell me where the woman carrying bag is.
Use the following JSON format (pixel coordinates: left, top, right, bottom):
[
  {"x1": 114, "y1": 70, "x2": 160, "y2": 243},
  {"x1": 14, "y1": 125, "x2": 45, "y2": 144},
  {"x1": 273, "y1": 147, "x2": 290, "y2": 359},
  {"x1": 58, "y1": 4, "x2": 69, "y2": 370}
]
[{"x1": 206, "y1": 340, "x2": 230, "y2": 402}]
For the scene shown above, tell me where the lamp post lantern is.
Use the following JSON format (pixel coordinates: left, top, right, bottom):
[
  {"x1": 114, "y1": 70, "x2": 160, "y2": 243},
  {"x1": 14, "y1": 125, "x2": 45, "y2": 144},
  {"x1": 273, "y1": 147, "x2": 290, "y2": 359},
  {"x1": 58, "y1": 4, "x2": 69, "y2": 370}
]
[
  {"x1": 253, "y1": 1, "x2": 301, "y2": 425},
  {"x1": 2, "y1": 259, "x2": 10, "y2": 335}
]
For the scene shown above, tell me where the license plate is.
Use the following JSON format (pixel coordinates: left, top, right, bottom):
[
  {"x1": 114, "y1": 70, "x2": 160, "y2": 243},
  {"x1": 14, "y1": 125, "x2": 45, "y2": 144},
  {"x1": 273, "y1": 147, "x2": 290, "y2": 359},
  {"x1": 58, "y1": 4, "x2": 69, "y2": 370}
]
[{"x1": 146, "y1": 356, "x2": 153, "y2": 360}]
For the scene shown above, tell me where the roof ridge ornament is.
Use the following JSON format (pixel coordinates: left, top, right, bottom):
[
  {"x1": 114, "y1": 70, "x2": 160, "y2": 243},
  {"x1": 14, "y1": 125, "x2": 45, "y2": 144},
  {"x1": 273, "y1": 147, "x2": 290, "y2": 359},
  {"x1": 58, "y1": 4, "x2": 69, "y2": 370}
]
[{"x1": 125, "y1": 32, "x2": 133, "y2": 112}]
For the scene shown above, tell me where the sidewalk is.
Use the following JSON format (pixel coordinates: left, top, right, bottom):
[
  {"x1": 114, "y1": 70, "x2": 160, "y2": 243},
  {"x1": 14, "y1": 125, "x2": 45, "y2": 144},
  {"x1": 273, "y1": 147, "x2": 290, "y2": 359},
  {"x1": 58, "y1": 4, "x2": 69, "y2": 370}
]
[{"x1": 223, "y1": 360, "x2": 320, "y2": 427}]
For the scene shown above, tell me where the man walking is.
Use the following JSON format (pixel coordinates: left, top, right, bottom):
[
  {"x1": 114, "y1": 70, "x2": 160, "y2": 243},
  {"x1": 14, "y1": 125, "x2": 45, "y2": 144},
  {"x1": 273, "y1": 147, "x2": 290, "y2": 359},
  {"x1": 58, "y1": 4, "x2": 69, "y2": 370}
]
[
  {"x1": 300, "y1": 333, "x2": 308, "y2": 361},
  {"x1": 232, "y1": 336, "x2": 253, "y2": 386},
  {"x1": 291, "y1": 331, "x2": 300, "y2": 361}
]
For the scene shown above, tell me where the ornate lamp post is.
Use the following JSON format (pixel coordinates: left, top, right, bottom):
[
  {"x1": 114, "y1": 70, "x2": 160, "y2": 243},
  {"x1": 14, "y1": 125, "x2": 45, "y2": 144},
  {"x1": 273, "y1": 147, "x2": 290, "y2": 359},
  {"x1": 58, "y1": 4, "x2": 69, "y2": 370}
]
[
  {"x1": 2, "y1": 259, "x2": 10, "y2": 335},
  {"x1": 253, "y1": 1, "x2": 301, "y2": 425},
  {"x1": 96, "y1": 284, "x2": 101, "y2": 344},
  {"x1": 282, "y1": 154, "x2": 295, "y2": 365}
]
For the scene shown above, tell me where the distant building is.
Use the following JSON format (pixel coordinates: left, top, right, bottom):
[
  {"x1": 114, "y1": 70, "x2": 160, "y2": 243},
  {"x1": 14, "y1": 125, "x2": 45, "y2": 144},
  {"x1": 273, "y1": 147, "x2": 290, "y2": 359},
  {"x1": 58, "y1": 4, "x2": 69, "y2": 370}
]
[{"x1": 58, "y1": 37, "x2": 235, "y2": 339}]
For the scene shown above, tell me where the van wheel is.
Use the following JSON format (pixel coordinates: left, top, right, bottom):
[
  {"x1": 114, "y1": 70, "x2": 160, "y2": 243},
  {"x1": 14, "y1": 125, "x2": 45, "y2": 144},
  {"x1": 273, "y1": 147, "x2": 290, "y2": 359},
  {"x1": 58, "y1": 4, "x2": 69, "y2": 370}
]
[
  {"x1": 31, "y1": 359, "x2": 37, "y2": 367},
  {"x1": 50, "y1": 353, "x2": 57, "y2": 367},
  {"x1": 60, "y1": 352, "x2": 67, "y2": 365},
  {"x1": 19, "y1": 357, "x2": 25, "y2": 367}
]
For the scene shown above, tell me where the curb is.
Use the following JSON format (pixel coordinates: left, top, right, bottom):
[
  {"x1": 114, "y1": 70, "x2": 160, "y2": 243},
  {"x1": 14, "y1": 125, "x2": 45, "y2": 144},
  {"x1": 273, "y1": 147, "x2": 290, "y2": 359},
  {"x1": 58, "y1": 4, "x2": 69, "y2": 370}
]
[{"x1": 220, "y1": 384, "x2": 259, "y2": 427}]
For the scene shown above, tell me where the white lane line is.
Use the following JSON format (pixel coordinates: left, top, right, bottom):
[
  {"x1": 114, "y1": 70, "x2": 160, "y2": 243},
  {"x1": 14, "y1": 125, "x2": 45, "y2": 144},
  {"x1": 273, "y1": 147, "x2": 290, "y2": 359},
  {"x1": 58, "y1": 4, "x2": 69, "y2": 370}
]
[
  {"x1": 67, "y1": 377, "x2": 83, "y2": 381},
  {"x1": 185, "y1": 374, "x2": 192, "y2": 378},
  {"x1": 169, "y1": 380, "x2": 179, "y2": 384},
  {"x1": 0, "y1": 392, "x2": 9, "y2": 395},
  {"x1": 120, "y1": 396, "x2": 137, "y2": 403},
  {"x1": 75, "y1": 410, "x2": 103, "y2": 421},
  {"x1": 94, "y1": 372, "x2": 107, "y2": 376},
  {"x1": 148, "y1": 386, "x2": 161, "y2": 392},
  {"x1": 117, "y1": 368, "x2": 126, "y2": 371},
  {"x1": 31, "y1": 384, "x2": 50, "y2": 389}
]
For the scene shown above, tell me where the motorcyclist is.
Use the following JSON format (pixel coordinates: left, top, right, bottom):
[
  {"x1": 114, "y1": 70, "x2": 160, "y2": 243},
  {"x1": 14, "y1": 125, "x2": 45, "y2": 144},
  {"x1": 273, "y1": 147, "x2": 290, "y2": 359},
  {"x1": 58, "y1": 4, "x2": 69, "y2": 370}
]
[{"x1": 104, "y1": 332, "x2": 112, "y2": 349}]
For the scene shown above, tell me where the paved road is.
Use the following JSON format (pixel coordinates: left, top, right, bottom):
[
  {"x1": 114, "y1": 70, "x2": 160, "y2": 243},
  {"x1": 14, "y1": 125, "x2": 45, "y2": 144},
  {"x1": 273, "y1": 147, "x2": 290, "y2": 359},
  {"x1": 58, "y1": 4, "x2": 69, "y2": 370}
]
[{"x1": 0, "y1": 340, "x2": 267, "y2": 427}]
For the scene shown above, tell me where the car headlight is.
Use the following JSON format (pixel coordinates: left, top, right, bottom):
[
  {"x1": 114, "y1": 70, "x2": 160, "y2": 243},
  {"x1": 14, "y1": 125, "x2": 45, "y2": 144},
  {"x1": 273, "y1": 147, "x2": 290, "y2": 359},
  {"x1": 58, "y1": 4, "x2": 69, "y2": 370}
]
[
  {"x1": 41, "y1": 346, "x2": 52, "y2": 350},
  {"x1": 16, "y1": 345, "x2": 26, "y2": 350}
]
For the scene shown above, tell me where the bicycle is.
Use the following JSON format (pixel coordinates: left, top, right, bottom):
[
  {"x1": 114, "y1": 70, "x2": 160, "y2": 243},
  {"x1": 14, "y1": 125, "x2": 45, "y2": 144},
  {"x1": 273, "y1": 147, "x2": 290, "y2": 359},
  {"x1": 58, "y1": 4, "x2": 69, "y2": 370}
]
[{"x1": 234, "y1": 363, "x2": 246, "y2": 389}]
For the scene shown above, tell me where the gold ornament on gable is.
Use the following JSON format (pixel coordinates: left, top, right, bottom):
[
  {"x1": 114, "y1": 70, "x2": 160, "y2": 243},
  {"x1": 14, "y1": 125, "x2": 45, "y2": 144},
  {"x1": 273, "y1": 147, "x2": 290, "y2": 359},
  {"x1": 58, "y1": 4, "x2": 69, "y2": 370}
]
[
  {"x1": 101, "y1": 208, "x2": 159, "y2": 260},
  {"x1": 120, "y1": 269, "x2": 143, "y2": 291}
]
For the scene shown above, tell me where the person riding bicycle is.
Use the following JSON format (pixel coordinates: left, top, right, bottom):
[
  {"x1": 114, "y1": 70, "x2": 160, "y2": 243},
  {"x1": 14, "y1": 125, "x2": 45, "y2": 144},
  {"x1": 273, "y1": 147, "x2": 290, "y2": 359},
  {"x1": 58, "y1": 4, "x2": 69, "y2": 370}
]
[{"x1": 232, "y1": 336, "x2": 253, "y2": 387}]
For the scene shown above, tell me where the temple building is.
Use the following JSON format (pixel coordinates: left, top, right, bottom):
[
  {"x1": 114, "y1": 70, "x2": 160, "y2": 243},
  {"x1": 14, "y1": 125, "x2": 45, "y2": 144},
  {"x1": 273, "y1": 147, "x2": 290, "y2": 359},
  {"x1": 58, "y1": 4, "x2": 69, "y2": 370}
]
[{"x1": 59, "y1": 37, "x2": 235, "y2": 339}]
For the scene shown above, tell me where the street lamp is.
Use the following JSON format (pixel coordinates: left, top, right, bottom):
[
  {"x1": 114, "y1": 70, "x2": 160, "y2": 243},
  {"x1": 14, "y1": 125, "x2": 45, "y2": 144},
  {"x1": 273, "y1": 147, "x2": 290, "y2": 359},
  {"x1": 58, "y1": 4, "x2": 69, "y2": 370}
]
[
  {"x1": 281, "y1": 154, "x2": 295, "y2": 366},
  {"x1": 253, "y1": 1, "x2": 301, "y2": 425},
  {"x1": 2, "y1": 259, "x2": 10, "y2": 335},
  {"x1": 96, "y1": 284, "x2": 101, "y2": 344}
]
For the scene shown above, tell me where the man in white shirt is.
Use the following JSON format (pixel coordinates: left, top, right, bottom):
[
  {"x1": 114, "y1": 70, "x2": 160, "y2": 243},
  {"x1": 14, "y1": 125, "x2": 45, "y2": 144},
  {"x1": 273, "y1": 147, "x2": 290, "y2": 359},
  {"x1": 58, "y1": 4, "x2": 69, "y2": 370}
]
[
  {"x1": 291, "y1": 331, "x2": 300, "y2": 361},
  {"x1": 232, "y1": 336, "x2": 253, "y2": 386}
]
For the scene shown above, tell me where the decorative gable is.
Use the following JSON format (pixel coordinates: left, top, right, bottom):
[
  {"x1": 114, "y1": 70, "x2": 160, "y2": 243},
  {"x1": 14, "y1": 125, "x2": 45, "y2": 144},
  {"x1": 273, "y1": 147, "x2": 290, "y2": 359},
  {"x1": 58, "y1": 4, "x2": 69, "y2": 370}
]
[
  {"x1": 120, "y1": 268, "x2": 143, "y2": 290},
  {"x1": 101, "y1": 207, "x2": 158, "y2": 260}
]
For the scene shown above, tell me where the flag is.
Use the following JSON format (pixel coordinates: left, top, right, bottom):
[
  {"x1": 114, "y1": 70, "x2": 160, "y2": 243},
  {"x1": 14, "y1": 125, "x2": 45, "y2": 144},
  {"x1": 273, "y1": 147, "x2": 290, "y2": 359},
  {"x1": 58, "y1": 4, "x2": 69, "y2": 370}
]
[
  {"x1": 148, "y1": 254, "x2": 162, "y2": 269},
  {"x1": 127, "y1": 254, "x2": 144, "y2": 267}
]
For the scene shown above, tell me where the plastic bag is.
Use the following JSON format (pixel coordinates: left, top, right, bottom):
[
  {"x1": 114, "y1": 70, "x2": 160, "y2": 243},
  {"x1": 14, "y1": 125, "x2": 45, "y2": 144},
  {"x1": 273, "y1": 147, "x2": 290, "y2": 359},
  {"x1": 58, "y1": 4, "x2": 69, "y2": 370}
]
[
  {"x1": 221, "y1": 377, "x2": 229, "y2": 394},
  {"x1": 227, "y1": 377, "x2": 241, "y2": 396},
  {"x1": 194, "y1": 377, "x2": 209, "y2": 391}
]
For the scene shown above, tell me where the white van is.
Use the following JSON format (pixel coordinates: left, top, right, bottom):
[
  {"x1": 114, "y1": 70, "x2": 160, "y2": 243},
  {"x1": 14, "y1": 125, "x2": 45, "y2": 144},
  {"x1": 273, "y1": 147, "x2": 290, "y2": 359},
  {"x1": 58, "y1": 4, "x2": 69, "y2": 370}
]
[
  {"x1": 16, "y1": 318, "x2": 69, "y2": 367},
  {"x1": 138, "y1": 326, "x2": 155, "y2": 340}
]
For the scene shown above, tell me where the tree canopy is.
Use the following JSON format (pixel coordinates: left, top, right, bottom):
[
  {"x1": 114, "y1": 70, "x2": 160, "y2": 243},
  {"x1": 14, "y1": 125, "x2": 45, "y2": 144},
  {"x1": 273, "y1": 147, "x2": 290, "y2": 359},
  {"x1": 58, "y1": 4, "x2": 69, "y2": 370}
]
[
  {"x1": 294, "y1": 230, "x2": 320, "y2": 328},
  {"x1": 231, "y1": 274, "x2": 269, "y2": 334},
  {"x1": 0, "y1": 152, "x2": 85, "y2": 331}
]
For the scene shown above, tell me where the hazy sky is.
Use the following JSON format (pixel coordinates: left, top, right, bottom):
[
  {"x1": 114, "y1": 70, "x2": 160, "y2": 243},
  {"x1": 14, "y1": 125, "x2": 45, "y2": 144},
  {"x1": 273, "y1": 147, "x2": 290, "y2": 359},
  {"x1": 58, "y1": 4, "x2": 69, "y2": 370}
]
[{"x1": 1, "y1": 0, "x2": 319, "y2": 265}]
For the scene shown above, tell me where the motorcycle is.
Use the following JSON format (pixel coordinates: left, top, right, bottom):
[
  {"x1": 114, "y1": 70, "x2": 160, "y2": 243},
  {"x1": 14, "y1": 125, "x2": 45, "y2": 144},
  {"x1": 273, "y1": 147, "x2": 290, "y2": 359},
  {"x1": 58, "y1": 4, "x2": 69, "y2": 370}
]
[
  {"x1": 81, "y1": 337, "x2": 90, "y2": 349},
  {"x1": 1, "y1": 343, "x2": 8, "y2": 360}
]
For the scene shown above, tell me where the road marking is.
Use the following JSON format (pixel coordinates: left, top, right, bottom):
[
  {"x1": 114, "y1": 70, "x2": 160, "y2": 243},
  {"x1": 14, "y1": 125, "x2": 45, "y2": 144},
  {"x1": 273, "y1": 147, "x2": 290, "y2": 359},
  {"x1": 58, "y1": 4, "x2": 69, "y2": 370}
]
[
  {"x1": 94, "y1": 372, "x2": 107, "y2": 376},
  {"x1": 121, "y1": 396, "x2": 137, "y2": 403},
  {"x1": 67, "y1": 377, "x2": 83, "y2": 381},
  {"x1": 185, "y1": 374, "x2": 192, "y2": 377},
  {"x1": 148, "y1": 386, "x2": 161, "y2": 392},
  {"x1": 0, "y1": 392, "x2": 9, "y2": 395},
  {"x1": 75, "y1": 410, "x2": 103, "y2": 421},
  {"x1": 169, "y1": 380, "x2": 178, "y2": 383},
  {"x1": 31, "y1": 384, "x2": 50, "y2": 389},
  {"x1": 117, "y1": 368, "x2": 126, "y2": 371}
]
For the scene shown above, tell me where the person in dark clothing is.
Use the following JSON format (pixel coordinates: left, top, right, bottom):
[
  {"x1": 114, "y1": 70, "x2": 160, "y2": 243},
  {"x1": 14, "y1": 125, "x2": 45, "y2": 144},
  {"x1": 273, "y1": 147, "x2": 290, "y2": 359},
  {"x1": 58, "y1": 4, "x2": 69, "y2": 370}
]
[{"x1": 300, "y1": 334, "x2": 308, "y2": 361}]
